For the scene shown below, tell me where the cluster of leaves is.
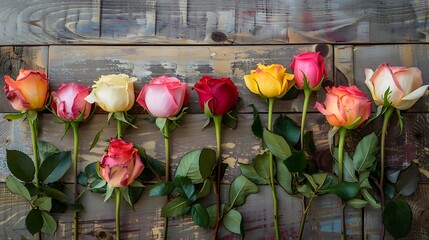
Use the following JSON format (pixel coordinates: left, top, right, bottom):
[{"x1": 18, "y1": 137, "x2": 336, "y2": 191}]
[
  {"x1": 332, "y1": 133, "x2": 381, "y2": 208},
  {"x1": 77, "y1": 147, "x2": 165, "y2": 207},
  {"x1": 6, "y1": 140, "x2": 71, "y2": 235},
  {"x1": 382, "y1": 162, "x2": 420, "y2": 238},
  {"x1": 149, "y1": 148, "x2": 257, "y2": 237}
]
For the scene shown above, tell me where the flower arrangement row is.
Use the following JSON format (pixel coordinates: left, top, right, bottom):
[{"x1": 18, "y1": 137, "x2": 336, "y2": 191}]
[{"x1": 3, "y1": 52, "x2": 428, "y2": 239}]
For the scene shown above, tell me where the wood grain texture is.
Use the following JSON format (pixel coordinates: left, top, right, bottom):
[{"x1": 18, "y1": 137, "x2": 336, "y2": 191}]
[
  {"x1": 1, "y1": 0, "x2": 429, "y2": 44},
  {"x1": 43, "y1": 44, "x2": 333, "y2": 115}
]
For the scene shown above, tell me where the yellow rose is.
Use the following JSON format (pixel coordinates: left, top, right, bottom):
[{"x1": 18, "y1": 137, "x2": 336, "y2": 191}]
[
  {"x1": 244, "y1": 64, "x2": 295, "y2": 98},
  {"x1": 85, "y1": 74, "x2": 136, "y2": 112}
]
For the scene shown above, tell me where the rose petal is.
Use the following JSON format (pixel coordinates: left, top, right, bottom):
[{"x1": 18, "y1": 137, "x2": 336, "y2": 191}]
[
  {"x1": 371, "y1": 64, "x2": 404, "y2": 105},
  {"x1": 395, "y1": 85, "x2": 429, "y2": 110}
]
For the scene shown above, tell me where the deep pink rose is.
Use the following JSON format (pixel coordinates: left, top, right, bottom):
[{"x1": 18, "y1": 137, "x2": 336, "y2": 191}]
[
  {"x1": 193, "y1": 76, "x2": 239, "y2": 115},
  {"x1": 51, "y1": 83, "x2": 92, "y2": 121},
  {"x1": 290, "y1": 52, "x2": 327, "y2": 90},
  {"x1": 4, "y1": 69, "x2": 49, "y2": 111},
  {"x1": 315, "y1": 85, "x2": 371, "y2": 128},
  {"x1": 99, "y1": 138, "x2": 145, "y2": 188},
  {"x1": 137, "y1": 76, "x2": 188, "y2": 118}
]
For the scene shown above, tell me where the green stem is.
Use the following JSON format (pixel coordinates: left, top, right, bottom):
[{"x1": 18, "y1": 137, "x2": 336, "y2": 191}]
[
  {"x1": 337, "y1": 127, "x2": 347, "y2": 183},
  {"x1": 115, "y1": 188, "x2": 121, "y2": 240},
  {"x1": 380, "y1": 107, "x2": 394, "y2": 240},
  {"x1": 298, "y1": 192, "x2": 316, "y2": 240},
  {"x1": 117, "y1": 115, "x2": 122, "y2": 138},
  {"x1": 71, "y1": 121, "x2": 80, "y2": 240},
  {"x1": 28, "y1": 110, "x2": 40, "y2": 188},
  {"x1": 267, "y1": 98, "x2": 280, "y2": 240},
  {"x1": 301, "y1": 89, "x2": 312, "y2": 150},
  {"x1": 212, "y1": 115, "x2": 223, "y2": 240},
  {"x1": 337, "y1": 127, "x2": 347, "y2": 239},
  {"x1": 163, "y1": 120, "x2": 170, "y2": 240}
]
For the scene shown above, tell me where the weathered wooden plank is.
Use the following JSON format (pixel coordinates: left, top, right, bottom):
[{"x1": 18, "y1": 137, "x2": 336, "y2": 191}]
[
  {"x1": 1, "y1": 0, "x2": 429, "y2": 44},
  {"x1": 0, "y1": 46, "x2": 49, "y2": 112},
  {"x1": 0, "y1": 0, "x2": 101, "y2": 45},
  {"x1": 43, "y1": 44, "x2": 333, "y2": 115}
]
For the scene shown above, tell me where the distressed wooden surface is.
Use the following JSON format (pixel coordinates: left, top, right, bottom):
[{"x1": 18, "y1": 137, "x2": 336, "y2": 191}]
[
  {"x1": 2, "y1": 0, "x2": 429, "y2": 44},
  {"x1": 1, "y1": 42, "x2": 429, "y2": 239}
]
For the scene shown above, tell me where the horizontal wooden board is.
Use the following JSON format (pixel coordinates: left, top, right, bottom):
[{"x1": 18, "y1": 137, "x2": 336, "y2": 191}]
[
  {"x1": 44, "y1": 44, "x2": 333, "y2": 115},
  {"x1": 1, "y1": 0, "x2": 429, "y2": 44}
]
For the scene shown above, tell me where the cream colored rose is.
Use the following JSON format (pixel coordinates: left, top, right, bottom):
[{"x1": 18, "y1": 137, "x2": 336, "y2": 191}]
[
  {"x1": 85, "y1": 74, "x2": 137, "y2": 112},
  {"x1": 365, "y1": 64, "x2": 428, "y2": 110}
]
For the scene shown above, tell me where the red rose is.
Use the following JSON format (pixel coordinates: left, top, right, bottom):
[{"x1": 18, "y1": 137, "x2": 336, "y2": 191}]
[
  {"x1": 193, "y1": 76, "x2": 239, "y2": 116},
  {"x1": 99, "y1": 138, "x2": 144, "y2": 188}
]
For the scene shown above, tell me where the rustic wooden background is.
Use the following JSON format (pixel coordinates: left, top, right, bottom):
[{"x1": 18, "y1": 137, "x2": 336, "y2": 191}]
[{"x1": 1, "y1": 0, "x2": 429, "y2": 239}]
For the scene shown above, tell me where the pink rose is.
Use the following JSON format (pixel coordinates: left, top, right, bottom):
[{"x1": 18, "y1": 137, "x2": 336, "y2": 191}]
[
  {"x1": 290, "y1": 52, "x2": 327, "y2": 90},
  {"x1": 193, "y1": 76, "x2": 239, "y2": 115},
  {"x1": 137, "y1": 76, "x2": 189, "y2": 118},
  {"x1": 4, "y1": 69, "x2": 49, "y2": 111},
  {"x1": 51, "y1": 83, "x2": 92, "y2": 121},
  {"x1": 365, "y1": 63, "x2": 428, "y2": 110},
  {"x1": 99, "y1": 138, "x2": 145, "y2": 188},
  {"x1": 315, "y1": 85, "x2": 371, "y2": 128}
]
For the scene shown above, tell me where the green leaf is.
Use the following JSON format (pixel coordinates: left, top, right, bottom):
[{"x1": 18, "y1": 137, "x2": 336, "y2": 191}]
[
  {"x1": 347, "y1": 198, "x2": 368, "y2": 209},
  {"x1": 334, "y1": 148, "x2": 357, "y2": 183},
  {"x1": 328, "y1": 126, "x2": 340, "y2": 153},
  {"x1": 3, "y1": 112, "x2": 25, "y2": 121},
  {"x1": 6, "y1": 175, "x2": 31, "y2": 201},
  {"x1": 321, "y1": 182, "x2": 360, "y2": 201},
  {"x1": 386, "y1": 169, "x2": 401, "y2": 184},
  {"x1": 312, "y1": 173, "x2": 328, "y2": 187},
  {"x1": 155, "y1": 118, "x2": 168, "y2": 133},
  {"x1": 85, "y1": 162, "x2": 100, "y2": 178},
  {"x1": 206, "y1": 204, "x2": 228, "y2": 229},
  {"x1": 6, "y1": 150, "x2": 35, "y2": 182},
  {"x1": 127, "y1": 186, "x2": 145, "y2": 206},
  {"x1": 353, "y1": 133, "x2": 378, "y2": 173},
  {"x1": 39, "y1": 151, "x2": 72, "y2": 184},
  {"x1": 223, "y1": 209, "x2": 244, "y2": 236},
  {"x1": 239, "y1": 164, "x2": 267, "y2": 185},
  {"x1": 175, "y1": 148, "x2": 216, "y2": 184},
  {"x1": 229, "y1": 175, "x2": 258, "y2": 207},
  {"x1": 223, "y1": 109, "x2": 238, "y2": 129},
  {"x1": 149, "y1": 182, "x2": 175, "y2": 197},
  {"x1": 383, "y1": 198, "x2": 412, "y2": 239},
  {"x1": 249, "y1": 104, "x2": 263, "y2": 138},
  {"x1": 304, "y1": 174, "x2": 317, "y2": 190},
  {"x1": 41, "y1": 212, "x2": 57, "y2": 236},
  {"x1": 273, "y1": 115, "x2": 300, "y2": 146},
  {"x1": 276, "y1": 157, "x2": 292, "y2": 194},
  {"x1": 303, "y1": 131, "x2": 316, "y2": 155},
  {"x1": 42, "y1": 187, "x2": 69, "y2": 203},
  {"x1": 297, "y1": 184, "x2": 313, "y2": 198},
  {"x1": 358, "y1": 171, "x2": 371, "y2": 189},
  {"x1": 191, "y1": 204, "x2": 210, "y2": 228},
  {"x1": 89, "y1": 113, "x2": 112, "y2": 150},
  {"x1": 174, "y1": 176, "x2": 197, "y2": 201},
  {"x1": 385, "y1": 183, "x2": 396, "y2": 200},
  {"x1": 34, "y1": 196, "x2": 52, "y2": 211},
  {"x1": 263, "y1": 128, "x2": 292, "y2": 160},
  {"x1": 197, "y1": 178, "x2": 212, "y2": 199},
  {"x1": 104, "y1": 184, "x2": 114, "y2": 202},
  {"x1": 26, "y1": 208, "x2": 43, "y2": 235},
  {"x1": 77, "y1": 172, "x2": 88, "y2": 186},
  {"x1": 253, "y1": 153, "x2": 272, "y2": 180},
  {"x1": 37, "y1": 140, "x2": 59, "y2": 162},
  {"x1": 284, "y1": 150, "x2": 307, "y2": 173},
  {"x1": 361, "y1": 189, "x2": 381, "y2": 208},
  {"x1": 161, "y1": 196, "x2": 192, "y2": 217},
  {"x1": 114, "y1": 111, "x2": 137, "y2": 129},
  {"x1": 120, "y1": 187, "x2": 132, "y2": 207},
  {"x1": 396, "y1": 163, "x2": 420, "y2": 196}
]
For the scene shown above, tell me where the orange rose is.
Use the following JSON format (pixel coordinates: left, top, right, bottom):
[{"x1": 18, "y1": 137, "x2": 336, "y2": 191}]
[
  {"x1": 4, "y1": 70, "x2": 49, "y2": 111},
  {"x1": 315, "y1": 85, "x2": 371, "y2": 129}
]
